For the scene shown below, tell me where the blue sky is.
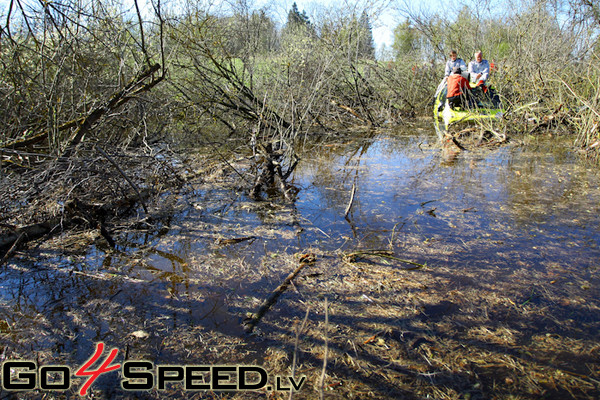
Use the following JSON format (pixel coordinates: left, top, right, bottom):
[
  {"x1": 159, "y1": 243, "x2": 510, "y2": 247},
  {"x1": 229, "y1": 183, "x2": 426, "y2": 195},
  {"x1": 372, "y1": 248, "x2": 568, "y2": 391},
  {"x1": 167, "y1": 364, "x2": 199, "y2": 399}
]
[{"x1": 0, "y1": 0, "x2": 412, "y2": 51}]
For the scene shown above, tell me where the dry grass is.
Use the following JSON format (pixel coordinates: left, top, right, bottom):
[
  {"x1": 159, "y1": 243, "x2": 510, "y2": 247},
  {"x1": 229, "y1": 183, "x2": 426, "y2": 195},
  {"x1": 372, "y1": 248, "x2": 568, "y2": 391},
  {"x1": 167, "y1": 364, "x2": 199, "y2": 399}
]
[{"x1": 0, "y1": 134, "x2": 599, "y2": 399}]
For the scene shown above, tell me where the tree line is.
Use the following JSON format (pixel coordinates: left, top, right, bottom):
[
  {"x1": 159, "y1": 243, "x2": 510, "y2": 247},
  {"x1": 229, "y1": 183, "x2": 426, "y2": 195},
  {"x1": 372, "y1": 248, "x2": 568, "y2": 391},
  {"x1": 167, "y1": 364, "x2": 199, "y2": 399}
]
[
  {"x1": 1, "y1": 0, "x2": 599, "y2": 179},
  {"x1": 1, "y1": 0, "x2": 599, "y2": 256}
]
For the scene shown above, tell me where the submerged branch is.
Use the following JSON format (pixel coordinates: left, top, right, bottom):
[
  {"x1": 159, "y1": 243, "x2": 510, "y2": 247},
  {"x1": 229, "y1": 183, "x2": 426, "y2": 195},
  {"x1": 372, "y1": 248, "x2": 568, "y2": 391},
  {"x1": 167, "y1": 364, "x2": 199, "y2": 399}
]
[
  {"x1": 343, "y1": 250, "x2": 427, "y2": 270},
  {"x1": 244, "y1": 253, "x2": 316, "y2": 333}
]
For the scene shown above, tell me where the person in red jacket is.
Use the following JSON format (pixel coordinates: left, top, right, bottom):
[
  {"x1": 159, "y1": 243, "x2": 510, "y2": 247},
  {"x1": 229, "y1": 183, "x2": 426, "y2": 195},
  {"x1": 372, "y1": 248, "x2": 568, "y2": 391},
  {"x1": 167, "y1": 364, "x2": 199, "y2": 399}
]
[{"x1": 446, "y1": 66, "x2": 472, "y2": 109}]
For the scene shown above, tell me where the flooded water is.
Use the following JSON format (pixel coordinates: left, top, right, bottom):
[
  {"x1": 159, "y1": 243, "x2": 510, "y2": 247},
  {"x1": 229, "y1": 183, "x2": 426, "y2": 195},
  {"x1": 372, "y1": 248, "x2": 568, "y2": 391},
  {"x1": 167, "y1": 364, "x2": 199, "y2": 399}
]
[
  {"x1": 293, "y1": 129, "x2": 600, "y2": 268},
  {"x1": 1, "y1": 123, "x2": 599, "y2": 397}
]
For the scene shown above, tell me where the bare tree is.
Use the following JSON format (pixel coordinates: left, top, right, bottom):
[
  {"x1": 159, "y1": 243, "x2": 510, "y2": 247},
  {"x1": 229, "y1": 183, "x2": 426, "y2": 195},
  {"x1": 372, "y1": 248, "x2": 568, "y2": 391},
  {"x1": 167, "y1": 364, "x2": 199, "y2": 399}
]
[{"x1": 0, "y1": 0, "x2": 170, "y2": 252}]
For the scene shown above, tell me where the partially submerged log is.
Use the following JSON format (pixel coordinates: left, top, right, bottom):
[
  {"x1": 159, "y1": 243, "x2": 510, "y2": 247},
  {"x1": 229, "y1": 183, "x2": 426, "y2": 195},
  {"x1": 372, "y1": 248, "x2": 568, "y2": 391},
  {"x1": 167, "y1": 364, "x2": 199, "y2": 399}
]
[
  {"x1": 342, "y1": 249, "x2": 426, "y2": 270},
  {"x1": 0, "y1": 217, "x2": 68, "y2": 252}
]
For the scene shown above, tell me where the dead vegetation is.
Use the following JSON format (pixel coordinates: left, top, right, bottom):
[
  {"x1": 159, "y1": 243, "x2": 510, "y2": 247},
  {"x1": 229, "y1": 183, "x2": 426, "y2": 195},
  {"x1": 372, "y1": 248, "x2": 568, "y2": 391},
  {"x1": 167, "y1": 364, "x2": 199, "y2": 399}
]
[
  {"x1": 0, "y1": 142, "x2": 199, "y2": 263},
  {"x1": 5, "y1": 233, "x2": 597, "y2": 399},
  {"x1": 1, "y1": 128, "x2": 599, "y2": 399}
]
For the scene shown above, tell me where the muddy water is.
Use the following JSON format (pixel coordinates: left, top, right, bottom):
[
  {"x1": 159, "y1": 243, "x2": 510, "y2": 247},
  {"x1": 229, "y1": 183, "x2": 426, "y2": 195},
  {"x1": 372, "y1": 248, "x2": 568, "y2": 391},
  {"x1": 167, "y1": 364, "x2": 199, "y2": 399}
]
[{"x1": 1, "y1": 124, "x2": 599, "y2": 391}]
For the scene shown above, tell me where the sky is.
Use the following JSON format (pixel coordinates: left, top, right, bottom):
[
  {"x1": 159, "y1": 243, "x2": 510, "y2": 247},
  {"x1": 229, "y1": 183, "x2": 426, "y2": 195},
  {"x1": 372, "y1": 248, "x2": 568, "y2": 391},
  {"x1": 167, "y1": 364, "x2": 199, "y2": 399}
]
[{"x1": 0, "y1": 0, "x2": 420, "y2": 53}]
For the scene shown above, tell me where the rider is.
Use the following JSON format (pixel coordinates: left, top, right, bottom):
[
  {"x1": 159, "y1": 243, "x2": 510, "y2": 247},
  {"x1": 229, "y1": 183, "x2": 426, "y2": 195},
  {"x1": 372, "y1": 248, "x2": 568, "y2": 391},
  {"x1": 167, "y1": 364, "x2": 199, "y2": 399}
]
[
  {"x1": 446, "y1": 66, "x2": 472, "y2": 109},
  {"x1": 445, "y1": 50, "x2": 467, "y2": 77},
  {"x1": 468, "y1": 50, "x2": 490, "y2": 90}
]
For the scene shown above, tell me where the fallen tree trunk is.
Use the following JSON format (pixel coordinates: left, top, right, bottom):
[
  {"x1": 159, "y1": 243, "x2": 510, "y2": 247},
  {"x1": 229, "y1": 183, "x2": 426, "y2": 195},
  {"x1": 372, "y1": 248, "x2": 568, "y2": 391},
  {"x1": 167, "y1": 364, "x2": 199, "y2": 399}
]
[
  {"x1": 0, "y1": 64, "x2": 163, "y2": 154},
  {"x1": 0, "y1": 118, "x2": 84, "y2": 150},
  {"x1": 0, "y1": 218, "x2": 69, "y2": 256}
]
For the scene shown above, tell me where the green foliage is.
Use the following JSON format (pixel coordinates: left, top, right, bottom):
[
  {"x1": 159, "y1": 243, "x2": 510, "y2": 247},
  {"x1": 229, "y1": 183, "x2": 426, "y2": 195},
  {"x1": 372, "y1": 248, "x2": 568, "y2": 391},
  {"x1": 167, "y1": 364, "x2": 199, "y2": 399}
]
[
  {"x1": 284, "y1": 2, "x2": 314, "y2": 37},
  {"x1": 317, "y1": 9, "x2": 375, "y2": 61},
  {"x1": 287, "y1": 2, "x2": 312, "y2": 30},
  {"x1": 280, "y1": 2, "x2": 317, "y2": 58},
  {"x1": 391, "y1": 1, "x2": 589, "y2": 102},
  {"x1": 446, "y1": 7, "x2": 482, "y2": 58},
  {"x1": 358, "y1": 11, "x2": 376, "y2": 60},
  {"x1": 392, "y1": 19, "x2": 421, "y2": 59},
  {"x1": 4, "y1": 0, "x2": 600, "y2": 164},
  {"x1": 223, "y1": 9, "x2": 278, "y2": 58}
]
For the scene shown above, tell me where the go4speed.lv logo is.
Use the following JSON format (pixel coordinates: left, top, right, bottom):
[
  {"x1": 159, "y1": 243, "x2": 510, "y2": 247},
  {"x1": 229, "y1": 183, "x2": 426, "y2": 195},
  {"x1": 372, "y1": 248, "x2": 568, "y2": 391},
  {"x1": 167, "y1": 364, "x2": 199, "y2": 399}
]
[{"x1": 2, "y1": 342, "x2": 306, "y2": 395}]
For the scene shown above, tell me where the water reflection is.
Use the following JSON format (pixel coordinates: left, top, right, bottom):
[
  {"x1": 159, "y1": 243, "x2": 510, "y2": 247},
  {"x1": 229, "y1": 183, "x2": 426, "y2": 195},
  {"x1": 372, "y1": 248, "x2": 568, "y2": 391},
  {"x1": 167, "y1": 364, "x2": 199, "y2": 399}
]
[
  {"x1": 1, "y1": 125, "x2": 599, "y2": 378},
  {"x1": 293, "y1": 130, "x2": 600, "y2": 269}
]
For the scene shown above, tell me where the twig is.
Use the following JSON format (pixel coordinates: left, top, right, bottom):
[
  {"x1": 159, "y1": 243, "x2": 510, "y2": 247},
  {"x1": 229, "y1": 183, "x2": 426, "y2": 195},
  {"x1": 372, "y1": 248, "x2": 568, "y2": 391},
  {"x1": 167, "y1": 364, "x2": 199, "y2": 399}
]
[
  {"x1": 488, "y1": 129, "x2": 507, "y2": 142},
  {"x1": 344, "y1": 183, "x2": 357, "y2": 218},
  {"x1": 318, "y1": 298, "x2": 329, "y2": 400},
  {"x1": 0, "y1": 232, "x2": 24, "y2": 266},
  {"x1": 420, "y1": 199, "x2": 438, "y2": 207},
  {"x1": 350, "y1": 63, "x2": 378, "y2": 126},
  {"x1": 560, "y1": 77, "x2": 600, "y2": 120},
  {"x1": 244, "y1": 256, "x2": 314, "y2": 333},
  {"x1": 133, "y1": 0, "x2": 151, "y2": 67},
  {"x1": 71, "y1": 270, "x2": 144, "y2": 283},
  {"x1": 332, "y1": 100, "x2": 365, "y2": 122},
  {"x1": 389, "y1": 221, "x2": 405, "y2": 249},
  {"x1": 207, "y1": 140, "x2": 249, "y2": 184},
  {"x1": 315, "y1": 227, "x2": 331, "y2": 238},
  {"x1": 289, "y1": 307, "x2": 310, "y2": 400},
  {"x1": 451, "y1": 136, "x2": 467, "y2": 150}
]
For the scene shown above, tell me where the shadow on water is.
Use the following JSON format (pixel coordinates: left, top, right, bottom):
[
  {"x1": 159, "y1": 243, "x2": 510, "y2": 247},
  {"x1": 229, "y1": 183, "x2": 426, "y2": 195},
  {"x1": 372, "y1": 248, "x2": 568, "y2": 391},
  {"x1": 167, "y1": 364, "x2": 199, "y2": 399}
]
[{"x1": 1, "y1": 123, "x2": 600, "y2": 398}]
